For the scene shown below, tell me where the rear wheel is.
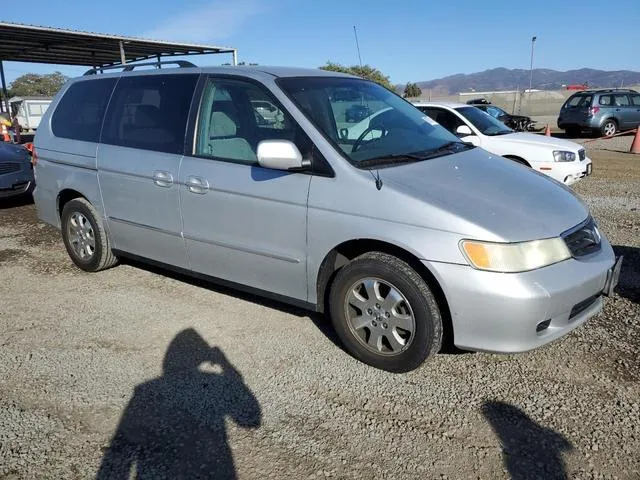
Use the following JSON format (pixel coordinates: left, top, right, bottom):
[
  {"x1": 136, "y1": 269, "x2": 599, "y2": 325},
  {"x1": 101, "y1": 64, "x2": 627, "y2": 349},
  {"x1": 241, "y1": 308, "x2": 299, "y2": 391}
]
[
  {"x1": 61, "y1": 198, "x2": 118, "y2": 272},
  {"x1": 329, "y1": 252, "x2": 443, "y2": 373},
  {"x1": 600, "y1": 119, "x2": 617, "y2": 137}
]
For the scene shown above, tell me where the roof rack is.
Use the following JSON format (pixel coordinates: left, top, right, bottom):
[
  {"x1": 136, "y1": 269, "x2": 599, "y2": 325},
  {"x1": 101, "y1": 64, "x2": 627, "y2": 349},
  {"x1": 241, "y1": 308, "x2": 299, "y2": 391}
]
[
  {"x1": 83, "y1": 60, "x2": 197, "y2": 76},
  {"x1": 577, "y1": 88, "x2": 638, "y2": 94}
]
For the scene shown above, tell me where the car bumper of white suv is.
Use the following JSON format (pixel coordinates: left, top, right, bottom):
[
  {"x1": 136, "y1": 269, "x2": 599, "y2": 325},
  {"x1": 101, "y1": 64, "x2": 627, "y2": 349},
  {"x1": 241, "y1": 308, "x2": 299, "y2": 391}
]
[{"x1": 424, "y1": 235, "x2": 618, "y2": 353}]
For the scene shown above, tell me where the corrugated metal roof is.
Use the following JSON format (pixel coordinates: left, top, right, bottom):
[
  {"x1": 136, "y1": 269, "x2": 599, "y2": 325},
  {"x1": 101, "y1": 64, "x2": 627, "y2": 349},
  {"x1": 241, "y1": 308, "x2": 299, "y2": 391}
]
[{"x1": 0, "y1": 21, "x2": 236, "y2": 67}]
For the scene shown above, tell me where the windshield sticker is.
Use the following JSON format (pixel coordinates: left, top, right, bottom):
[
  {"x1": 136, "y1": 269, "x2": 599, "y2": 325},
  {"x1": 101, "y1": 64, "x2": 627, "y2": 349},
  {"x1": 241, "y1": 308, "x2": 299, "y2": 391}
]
[{"x1": 422, "y1": 115, "x2": 438, "y2": 126}]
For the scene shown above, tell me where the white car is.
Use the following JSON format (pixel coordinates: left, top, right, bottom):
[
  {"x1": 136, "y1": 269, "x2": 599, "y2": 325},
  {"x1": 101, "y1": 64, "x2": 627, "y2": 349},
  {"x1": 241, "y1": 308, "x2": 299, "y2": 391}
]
[{"x1": 414, "y1": 102, "x2": 592, "y2": 186}]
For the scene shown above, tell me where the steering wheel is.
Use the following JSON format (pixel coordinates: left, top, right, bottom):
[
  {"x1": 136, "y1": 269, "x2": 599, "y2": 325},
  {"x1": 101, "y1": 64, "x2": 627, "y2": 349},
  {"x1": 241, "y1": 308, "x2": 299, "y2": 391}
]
[{"x1": 352, "y1": 126, "x2": 388, "y2": 152}]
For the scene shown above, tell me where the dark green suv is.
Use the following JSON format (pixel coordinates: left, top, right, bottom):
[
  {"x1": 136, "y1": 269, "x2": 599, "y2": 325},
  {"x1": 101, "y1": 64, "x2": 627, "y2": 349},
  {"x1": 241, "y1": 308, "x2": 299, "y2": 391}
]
[{"x1": 557, "y1": 88, "x2": 640, "y2": 137}]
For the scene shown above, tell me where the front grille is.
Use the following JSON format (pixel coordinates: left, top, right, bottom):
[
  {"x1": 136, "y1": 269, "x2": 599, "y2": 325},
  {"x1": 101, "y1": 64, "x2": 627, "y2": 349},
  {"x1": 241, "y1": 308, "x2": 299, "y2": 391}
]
[
  {"x1": 562, "y1": 217, "x2": 602, "y2": 257},
  {"x1": 569, "y1": 294, "x2": 600, "y2": 320},
  {"x1": 0, "y1": 162, "x2": 20, "y2": 175},
  {"x1": 578, "y1": 149, "x2": 586, "y2": 161}
]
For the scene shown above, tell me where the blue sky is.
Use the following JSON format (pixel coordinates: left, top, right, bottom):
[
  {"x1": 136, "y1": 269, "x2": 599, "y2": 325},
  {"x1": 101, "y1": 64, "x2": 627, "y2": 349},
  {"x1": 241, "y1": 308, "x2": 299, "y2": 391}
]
[{"x1": 2, "y1": 0, "x2": 639, "y2": 85}]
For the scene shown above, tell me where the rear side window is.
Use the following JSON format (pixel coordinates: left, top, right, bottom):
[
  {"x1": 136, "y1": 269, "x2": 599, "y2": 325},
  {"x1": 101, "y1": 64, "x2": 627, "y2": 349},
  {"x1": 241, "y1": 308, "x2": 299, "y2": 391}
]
[
  {"x1": 631, "y1": 95, "x2": 640, "y2": 106},
  {"x1": 51, "y1": 79, "x2": 117, "y2": 142},
  {"x1": 599, "y1": 95, "x2": 613, "y2": 106},
  {"x1": 566, "y1": 95, "x2": 592, "y2": 108},
  {"x1": 101, "y1": 74, "x2": 198, "y2": 154}
]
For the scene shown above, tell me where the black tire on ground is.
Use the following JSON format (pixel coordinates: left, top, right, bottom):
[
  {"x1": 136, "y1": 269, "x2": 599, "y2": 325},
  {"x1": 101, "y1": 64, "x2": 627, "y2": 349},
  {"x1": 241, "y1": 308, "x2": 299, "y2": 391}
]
[
  {"x1": 600, "y1": 119, "x2": 617, "y2": 137},
  {"x1": 565, "y1": 127, "x2": 581, "y2": 138},
  {"x1": 61, "y1": 198, "x2": 118, "y2": 272},
  {"x1": 329, "y1": 252, "x2": 443, "y2": 373}
]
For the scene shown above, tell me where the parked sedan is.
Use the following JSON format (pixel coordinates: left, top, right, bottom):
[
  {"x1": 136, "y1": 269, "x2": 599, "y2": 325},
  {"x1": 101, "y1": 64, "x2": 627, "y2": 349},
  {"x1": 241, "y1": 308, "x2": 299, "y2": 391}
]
[
  {"x1": 0, "y1": 142, "x2": 34, "y2": 199},
  {"x1": 415, "y1": 102, "x2": 591, "y2": 186},
  {"x1": 466, "y1": 99, "x2": 537, "y2": 132}
]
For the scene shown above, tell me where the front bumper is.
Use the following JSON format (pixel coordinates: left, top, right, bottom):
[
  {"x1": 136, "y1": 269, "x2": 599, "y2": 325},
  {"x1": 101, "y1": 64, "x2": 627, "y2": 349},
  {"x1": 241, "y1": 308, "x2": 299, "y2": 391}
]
[
  {"x1": 424, "y1": 236, "x2": 617, "y2": 353},
  {"x1": 536, "y1": 157, "x2": 593, "y2": 186}
]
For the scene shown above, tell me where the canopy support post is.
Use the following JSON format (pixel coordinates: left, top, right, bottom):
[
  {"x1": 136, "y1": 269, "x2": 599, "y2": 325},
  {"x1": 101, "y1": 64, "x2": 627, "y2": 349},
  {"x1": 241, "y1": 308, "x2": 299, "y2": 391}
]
[{"x1": 0, "y1": 60, "x2": 9, "y2": 114}]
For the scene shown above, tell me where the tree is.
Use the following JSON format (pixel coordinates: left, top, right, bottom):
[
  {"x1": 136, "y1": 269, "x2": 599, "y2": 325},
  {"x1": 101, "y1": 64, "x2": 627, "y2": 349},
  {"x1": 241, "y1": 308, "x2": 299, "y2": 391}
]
[
  {"x1": 8, "y1": 72, "x2": 69, "y2": 97},
  {"x1": 319, "y1": 62, "x2": 393, "y2": 90},
  {"x1": 403, "y1": 82, "x2": 422, "y2": 98}
]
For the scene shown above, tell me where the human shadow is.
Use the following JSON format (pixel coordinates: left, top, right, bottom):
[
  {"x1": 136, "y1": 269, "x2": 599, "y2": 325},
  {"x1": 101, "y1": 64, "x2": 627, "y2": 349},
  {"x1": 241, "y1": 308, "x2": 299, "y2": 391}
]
[
  {"x1": 96, "y1": 329, "x2": 261, "y2": 480},
  {"x1": 482, "y1": 400, "x2": 573, "y2": 480},
  {"x1": 613, "y1": 245, "x2": 640, "y2": 303}
]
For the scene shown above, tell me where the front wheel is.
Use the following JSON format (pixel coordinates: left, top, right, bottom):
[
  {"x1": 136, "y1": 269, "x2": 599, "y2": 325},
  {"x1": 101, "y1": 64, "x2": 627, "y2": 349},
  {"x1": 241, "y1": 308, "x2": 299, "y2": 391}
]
[
  {"x1": 61, "y1": 198, "x2": 118, "y2": 272},
  {"x1": 329, "y1": 252, "x2": 443, "y2": 372}
]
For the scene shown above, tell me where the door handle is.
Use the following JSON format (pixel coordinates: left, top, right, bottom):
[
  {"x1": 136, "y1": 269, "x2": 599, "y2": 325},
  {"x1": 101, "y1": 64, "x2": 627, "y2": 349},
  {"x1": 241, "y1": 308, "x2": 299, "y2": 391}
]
[
  {"x1": 186, "y1": 175, "x2": 210, "y2": 194},
  {"x1": 153, "y1": 170, "x2": 174, "y2": 187}
]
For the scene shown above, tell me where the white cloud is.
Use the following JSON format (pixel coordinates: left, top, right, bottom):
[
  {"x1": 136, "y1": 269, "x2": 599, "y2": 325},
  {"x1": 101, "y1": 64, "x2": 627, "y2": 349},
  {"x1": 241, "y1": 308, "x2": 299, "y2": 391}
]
[{"x1": 143, "y1": 0, "x2": 266, "y2": 43}]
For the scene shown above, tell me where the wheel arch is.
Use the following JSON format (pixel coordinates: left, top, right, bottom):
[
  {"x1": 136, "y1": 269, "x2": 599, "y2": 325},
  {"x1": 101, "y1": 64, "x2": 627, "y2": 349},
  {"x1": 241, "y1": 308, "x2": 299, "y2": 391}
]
[
  {"x1": 502, "y1": 155, "x2": 531, "y2": 167},
  {"x1": 57, "y1": 188, "x2": 88, "y2": 218},
  {"x1": 315, "y1": 238, "x2": 454, "y2": 348}
]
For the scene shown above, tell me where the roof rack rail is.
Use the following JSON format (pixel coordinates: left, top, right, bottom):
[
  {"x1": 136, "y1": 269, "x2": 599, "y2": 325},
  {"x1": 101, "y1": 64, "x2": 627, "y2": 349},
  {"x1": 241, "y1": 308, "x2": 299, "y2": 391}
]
[{"x1": 83, "y1": 60, "x2": 197, "y2": 76}]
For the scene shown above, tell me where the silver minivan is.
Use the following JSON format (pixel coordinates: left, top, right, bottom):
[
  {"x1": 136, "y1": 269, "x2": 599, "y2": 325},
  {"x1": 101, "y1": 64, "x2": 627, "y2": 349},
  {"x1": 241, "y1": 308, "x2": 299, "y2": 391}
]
[{"x1": 32, "y1": 63, "x2": 622, "y2": 372}]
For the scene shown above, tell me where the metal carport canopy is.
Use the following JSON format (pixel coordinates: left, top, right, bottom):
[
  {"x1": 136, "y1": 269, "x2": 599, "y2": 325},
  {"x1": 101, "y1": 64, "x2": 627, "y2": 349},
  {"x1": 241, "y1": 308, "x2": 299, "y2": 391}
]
[
  {"x1": 0, "y1": 21, "x2": 237, "y2": 67},
  {"x1": 0, "y1": 21, "x2": 238, "y2": 113}
]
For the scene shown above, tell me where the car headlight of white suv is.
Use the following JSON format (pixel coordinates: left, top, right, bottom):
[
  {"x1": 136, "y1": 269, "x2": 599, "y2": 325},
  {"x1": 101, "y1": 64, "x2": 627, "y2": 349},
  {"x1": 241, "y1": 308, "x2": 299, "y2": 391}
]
[
  {"x1": 460, "y1": 238, "x2": 571, "y2": 273},
  {"x1": 553, "y1": 150, "x2": 577, "y2": 162}
]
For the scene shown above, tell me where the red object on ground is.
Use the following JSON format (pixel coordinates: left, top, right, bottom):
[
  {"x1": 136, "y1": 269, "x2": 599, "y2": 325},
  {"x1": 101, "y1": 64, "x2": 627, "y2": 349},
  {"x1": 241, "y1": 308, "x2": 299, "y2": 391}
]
[
  {"x1": 631, "y1": 128, "x2": 640, "y2": 154},
  {"x1": 567, "y1": 84, "x2": 588, "y2": 90}
]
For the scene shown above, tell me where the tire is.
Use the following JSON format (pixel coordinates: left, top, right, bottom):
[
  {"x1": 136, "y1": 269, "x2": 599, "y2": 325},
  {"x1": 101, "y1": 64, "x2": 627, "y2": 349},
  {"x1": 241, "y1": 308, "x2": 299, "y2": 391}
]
[
  {"x1": 600, "y1": 119, "x2": 617, "y2": 137},
  {"x1": 61, "y1": 198, "x2": 118, "y2": 272},
  {"x1": 565, "y1": 127, "x2": 581, "y2": 138},
  {"x1": 329, "y1": 252, "x2": 443, "y2": 373}
]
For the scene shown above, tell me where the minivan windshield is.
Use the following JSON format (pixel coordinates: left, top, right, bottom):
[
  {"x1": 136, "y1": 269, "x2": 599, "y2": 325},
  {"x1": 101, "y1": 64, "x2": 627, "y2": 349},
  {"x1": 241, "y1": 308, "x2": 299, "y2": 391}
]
[
  {"x1": 455, "y1": 106, "x2": 513, "y2": 136},
  {"x1": 278, "y1": 77, "x2": 471, "y2": 167}
]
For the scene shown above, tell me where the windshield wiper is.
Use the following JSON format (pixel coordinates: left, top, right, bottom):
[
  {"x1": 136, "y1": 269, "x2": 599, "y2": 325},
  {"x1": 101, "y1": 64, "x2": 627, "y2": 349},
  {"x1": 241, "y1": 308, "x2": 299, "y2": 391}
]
[
  {"x1": 357, "y1": 152, "x2": 427, "y2": 168},
  {"x1": 357, "y1": 142, "x2": 473, "y2": 168},
  {"x1": 419, "y1": 141, "x2": 474, "y2": 158}
]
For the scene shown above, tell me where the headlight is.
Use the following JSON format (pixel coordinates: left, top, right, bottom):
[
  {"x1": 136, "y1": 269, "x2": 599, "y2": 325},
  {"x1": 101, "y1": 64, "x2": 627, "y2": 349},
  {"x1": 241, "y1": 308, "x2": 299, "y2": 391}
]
[
  {"x1": 460, "y1": 238, "x2": 571, "y2": 273},
  {"x1": 553, "y1": 150, "x2": 576, "y2": 162}
]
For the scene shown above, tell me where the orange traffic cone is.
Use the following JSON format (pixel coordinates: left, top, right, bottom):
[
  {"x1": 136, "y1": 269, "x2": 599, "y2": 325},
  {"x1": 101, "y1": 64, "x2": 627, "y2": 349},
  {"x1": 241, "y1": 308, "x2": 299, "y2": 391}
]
[
  {"x1": 544, "y1": 124, "x2": 551, "y2": 136},
  {"x1": 631, "y1": 128, "x2": 640, "y2": 154},
  {"x1": 1, "y1": 124, "x2": 10, "y2": 142}
]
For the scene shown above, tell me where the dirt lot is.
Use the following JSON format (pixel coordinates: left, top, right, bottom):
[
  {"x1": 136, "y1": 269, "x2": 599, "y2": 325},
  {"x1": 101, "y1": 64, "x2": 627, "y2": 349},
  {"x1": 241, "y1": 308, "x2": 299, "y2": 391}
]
[{"x1": 1, "y1": 140, "x2": 639, "y2": 479}]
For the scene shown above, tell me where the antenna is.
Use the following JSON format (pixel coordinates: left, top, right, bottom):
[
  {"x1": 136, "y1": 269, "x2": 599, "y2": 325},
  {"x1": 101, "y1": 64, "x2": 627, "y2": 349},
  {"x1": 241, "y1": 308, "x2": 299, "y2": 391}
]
[{"x1": 353, "y1": 26, "x2": 363, "y2": 68}]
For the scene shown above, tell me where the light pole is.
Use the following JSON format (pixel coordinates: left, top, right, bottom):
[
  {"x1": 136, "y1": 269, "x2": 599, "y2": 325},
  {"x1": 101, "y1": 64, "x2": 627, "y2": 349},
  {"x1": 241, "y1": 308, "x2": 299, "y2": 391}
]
[{"x1": 529, "y1": 36, "x2": 537, "y2": 94}]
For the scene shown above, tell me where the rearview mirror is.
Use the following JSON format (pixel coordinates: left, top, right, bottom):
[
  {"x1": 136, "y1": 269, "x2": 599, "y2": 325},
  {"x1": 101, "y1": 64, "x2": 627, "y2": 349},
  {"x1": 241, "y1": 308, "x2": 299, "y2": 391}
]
[
  {"x1": 257, "y1": 140, "x2": 308, "y2": 171},
  {"x1": 456, "y1": 125, "x2": 474, "y2": 136}
]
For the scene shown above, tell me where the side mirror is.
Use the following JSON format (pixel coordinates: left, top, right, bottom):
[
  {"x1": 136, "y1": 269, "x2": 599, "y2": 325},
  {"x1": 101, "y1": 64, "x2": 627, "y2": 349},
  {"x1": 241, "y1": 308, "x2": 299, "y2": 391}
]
[
  {"x1": 456, "y1": 125, "x2": 474, "y2": 137},
  {"x1": 257, "y1": 140, "x2": 309, "y2": 171}
]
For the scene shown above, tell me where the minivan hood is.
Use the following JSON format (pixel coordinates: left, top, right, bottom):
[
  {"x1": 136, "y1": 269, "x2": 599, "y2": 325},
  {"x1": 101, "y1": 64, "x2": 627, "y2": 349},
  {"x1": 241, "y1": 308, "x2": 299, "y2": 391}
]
[
  {"x1": 496, "y1": 132, "x2": 583, "y2": 152},
  {"x1": 379, "y1": 147, "x2": 588, "y2": 242}
]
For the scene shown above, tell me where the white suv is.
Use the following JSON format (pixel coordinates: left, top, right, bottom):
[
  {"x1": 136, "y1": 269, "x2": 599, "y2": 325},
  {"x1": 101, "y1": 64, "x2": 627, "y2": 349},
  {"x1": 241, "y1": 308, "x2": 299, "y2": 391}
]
[{"x1": 414, "y1": 102, "x2": 592, "y2": 186}]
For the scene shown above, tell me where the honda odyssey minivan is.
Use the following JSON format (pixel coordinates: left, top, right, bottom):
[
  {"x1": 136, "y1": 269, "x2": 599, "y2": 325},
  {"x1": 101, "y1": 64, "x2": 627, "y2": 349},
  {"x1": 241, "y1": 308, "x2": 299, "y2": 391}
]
[{"x1": 32, "y1": 63, "x2": 622, "y2": 372}]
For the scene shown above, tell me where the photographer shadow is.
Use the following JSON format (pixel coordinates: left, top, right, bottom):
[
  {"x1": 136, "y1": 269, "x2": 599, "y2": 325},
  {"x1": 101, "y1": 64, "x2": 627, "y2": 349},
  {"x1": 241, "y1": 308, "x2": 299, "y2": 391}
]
[
  {"x1": 482, "y1": 400, "x2": 573, "y2": 480},
  {"x1": 96, "y1": 329, "x2": 261, "y2": 479}
]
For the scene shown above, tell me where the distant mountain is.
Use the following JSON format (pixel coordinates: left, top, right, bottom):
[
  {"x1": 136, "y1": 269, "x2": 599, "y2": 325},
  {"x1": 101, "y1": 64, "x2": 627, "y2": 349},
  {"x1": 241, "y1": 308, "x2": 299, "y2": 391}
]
[{"x1": 407, "y1": 68, "x2": 640, "y2": 95}]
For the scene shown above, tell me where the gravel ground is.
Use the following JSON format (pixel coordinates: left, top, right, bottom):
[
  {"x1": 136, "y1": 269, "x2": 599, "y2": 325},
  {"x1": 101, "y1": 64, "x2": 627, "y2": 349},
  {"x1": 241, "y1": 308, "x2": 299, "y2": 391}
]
[{"x1": 0, "y1": 144, "x2": 638, "y2": 479}]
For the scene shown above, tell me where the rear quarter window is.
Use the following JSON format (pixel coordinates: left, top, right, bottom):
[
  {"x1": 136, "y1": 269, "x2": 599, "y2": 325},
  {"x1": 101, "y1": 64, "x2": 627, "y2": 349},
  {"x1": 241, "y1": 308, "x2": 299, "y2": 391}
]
[{"x1": 51, "y1": 79, "x2": 117, "y2": 142}]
